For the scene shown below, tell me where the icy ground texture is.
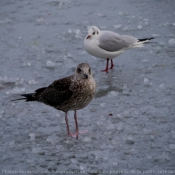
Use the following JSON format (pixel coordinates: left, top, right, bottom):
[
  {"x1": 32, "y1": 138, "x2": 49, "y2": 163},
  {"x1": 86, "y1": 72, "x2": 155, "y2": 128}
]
[{"x1": 0, "y1": 0, "x2": 175, "y2": 174}]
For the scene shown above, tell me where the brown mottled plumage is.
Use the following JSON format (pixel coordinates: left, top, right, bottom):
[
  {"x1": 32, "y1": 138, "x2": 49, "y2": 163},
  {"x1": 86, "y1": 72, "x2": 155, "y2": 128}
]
[{"x1": 12, "y1": 63, "x2": 96, "y2": 139}]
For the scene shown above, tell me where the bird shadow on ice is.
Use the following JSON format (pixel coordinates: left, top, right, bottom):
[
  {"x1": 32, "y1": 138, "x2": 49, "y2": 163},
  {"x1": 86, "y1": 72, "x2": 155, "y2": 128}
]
[
  {"x1": 95, "y1": 86, "x2": 122, "y2": 98},
  {"x1": 94, "y1": 69, "x2": 131, "y2": 98}
]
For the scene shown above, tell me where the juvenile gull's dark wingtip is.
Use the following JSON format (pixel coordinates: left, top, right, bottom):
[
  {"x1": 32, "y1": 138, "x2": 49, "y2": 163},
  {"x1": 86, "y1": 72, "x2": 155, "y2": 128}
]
[{"x1": 11, "y1": 93, "x2": 36, "y2": 102}]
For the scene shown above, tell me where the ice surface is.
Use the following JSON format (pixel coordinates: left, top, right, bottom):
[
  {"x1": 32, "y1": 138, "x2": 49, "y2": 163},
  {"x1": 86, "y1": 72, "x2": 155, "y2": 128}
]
[
  {"x1": 126, "y1": 136, "x2": 135, "y2": 144},
  {"x1": 28, "y1": 79, "x2": 38, "y2": 84},
  {"x1": 114, "y1": 24, "x2": 122, "y2": 29},
  {"x1": 82, "y1": 136, "x2": 91, "y2": 142},
  {"x1": 32, "y1": 147, "x2": 42, "y2": 154},
  {"x1": 137, "y1": 25, "x2": 142, "y2": 29},
  {"x1": 144, "y1": 77, "x2": 152, "y2": 86},
  {"x1": 168, "y1": 38, "x2": 175, "y2": 45},
  {"x1": 0, "y1": 110, "x2": 4, "y2": 118},
  {"x1": 0, "y1": 0, "x2": 175, "y2": 173},
  {"x1": 29, "y1": 133, "x2": 35, "y2": 141},
  {"x1": 11, "y1": 87, "x2": 25, "y2": 94},
  {"x1": 116, "y1": 122, "x2": 124, "y2": 131},
  {"x1": 169, "y1": 144, "x2": 175, "y2": 149},
  {"x1": 8, "y1": 140, "x2": 15, "y2": 147},
  {"x1": 109, "y1": 91, "x2": 118, "y2": 97},
  {"x1": 46, "y1": 60, "x2": 56, "y2": 68}
]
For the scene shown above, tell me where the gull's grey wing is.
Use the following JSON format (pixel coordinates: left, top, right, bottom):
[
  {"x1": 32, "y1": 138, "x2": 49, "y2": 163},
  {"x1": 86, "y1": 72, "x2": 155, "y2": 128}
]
[
  {"x1": 98, "y1": 31, "x2": 138, "y2": 52},
  {"x1": 37, "y1": 76, "x2": 73, "y2": 106}
]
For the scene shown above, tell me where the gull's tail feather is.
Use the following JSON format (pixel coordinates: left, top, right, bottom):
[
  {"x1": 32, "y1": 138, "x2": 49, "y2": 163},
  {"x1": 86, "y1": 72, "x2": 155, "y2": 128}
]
[
  {"x1": 11, "y1": 87, "x2": 47, "y2": 102},
  {"x1": 11, "y1": 93, "x2": 36, "y2": 102},
  {"x1": 131, "y1": 37, "x2": 154, "y2": 48}
]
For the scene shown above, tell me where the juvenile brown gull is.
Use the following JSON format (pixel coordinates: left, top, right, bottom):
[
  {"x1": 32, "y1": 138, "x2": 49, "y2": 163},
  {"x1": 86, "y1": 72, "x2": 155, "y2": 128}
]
[{"x1": 12, "y1": 63, "x2": 96, "y2": 139}]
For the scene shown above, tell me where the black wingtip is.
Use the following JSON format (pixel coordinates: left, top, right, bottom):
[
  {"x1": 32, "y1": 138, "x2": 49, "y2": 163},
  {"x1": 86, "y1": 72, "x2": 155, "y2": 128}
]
[
  {"x1": 138, "y1": 37, "x2": 154, "y2": 42},
  {"x1": 11, "y1": 97, "x2": 27, "y2": 102},
  {"x1": 11, "y1": 93, "x2": 36, "y2": 102}
]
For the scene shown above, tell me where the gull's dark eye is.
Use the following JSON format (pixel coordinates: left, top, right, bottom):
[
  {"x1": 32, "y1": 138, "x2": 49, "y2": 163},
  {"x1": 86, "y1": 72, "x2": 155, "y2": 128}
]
[
  {"x1": 77, "y1": 68, "x2": 81, "y2": 73},
  {"x1": 92, "y1": 32, "x2": 95, "y2": 35}
]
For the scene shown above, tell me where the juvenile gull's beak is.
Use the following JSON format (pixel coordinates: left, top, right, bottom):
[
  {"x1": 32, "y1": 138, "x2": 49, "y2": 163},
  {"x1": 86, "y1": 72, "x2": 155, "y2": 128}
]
[
  {"x1": 83, "y1": 74, "x2": 88, "y2": 79},
  {"x1": 86, "y1": 35, "x2": 91, "y2": 39}
]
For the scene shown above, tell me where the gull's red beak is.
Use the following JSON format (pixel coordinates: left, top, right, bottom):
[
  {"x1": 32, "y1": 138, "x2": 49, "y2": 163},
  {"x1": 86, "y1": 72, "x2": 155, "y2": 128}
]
[{"x1": 86, "y1": 35, "x2": 91, "y2": 39}]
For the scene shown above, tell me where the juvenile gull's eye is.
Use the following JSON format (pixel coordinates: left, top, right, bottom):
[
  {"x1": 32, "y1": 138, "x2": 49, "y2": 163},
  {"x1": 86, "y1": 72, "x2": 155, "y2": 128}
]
[{"x1": 77, "y1": 68, "x2": 81, "y2": 73}]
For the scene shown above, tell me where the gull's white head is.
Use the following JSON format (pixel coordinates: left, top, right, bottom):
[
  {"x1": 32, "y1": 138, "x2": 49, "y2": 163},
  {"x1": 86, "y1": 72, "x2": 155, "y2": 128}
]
[{"x1": 86, "y1": 26, "x2": 100, "y2": 40}]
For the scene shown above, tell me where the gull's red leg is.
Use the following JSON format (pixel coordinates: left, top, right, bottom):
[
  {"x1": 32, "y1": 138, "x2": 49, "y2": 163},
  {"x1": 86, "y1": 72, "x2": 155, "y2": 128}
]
[
  {"x1": 110, "y1": 59, "x2": 114, "y2": 69},
  {"x1": 101, "y1": 58, "x2": 109, "y2": 72}
]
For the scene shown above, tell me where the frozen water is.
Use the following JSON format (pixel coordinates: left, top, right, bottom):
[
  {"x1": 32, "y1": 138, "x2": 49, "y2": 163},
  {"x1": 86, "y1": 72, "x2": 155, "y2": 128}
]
[
  {"x1": 46, "y1": 60, "x2": 56, "y2": 68},
  {"x1": 114, "y1": 24, "x2": 122, "y2": 29},
  {"x1": 0, "y1": 0, "x2": 175, "y2": 173},
  {"x1": 28, "y1": 79, "x2": 38, "y2": 84},
  {"x1": 137, "y1": 25, "x2": 143, "y2": 30},
  {"x1": 8, "y1": 140, "x2": 15, "y2": 147},
  {"x1": 126, "y1": 136, "x2": 135, "y2": 144},
  {"x1": 168, "y1": 38, "x2": 175, "y2": 45},
  {"x1": 116, "y1": 122, "x2": 124, "y2": 131},
  {"x1": 144, "y1": 77, "x2": 152, "y2": 86},
  {"x1": 29, "y1": 133, "x2": 35, "y2": 141},
  {"x1": 0, "y1": 109, "x2": 4, "y2": 118},
  {"x1": 169, "y1": 144, "x2": 175, "y2": 150},
  {"x1": 11, "y1": 87, "x2": 26, "y2": 94},
  {"x1": 82, "y1": 136, "x2": 91, "y2": 142},
  {"x1": 32, "y1": 147, "x2": 42, "y2": 154}
]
